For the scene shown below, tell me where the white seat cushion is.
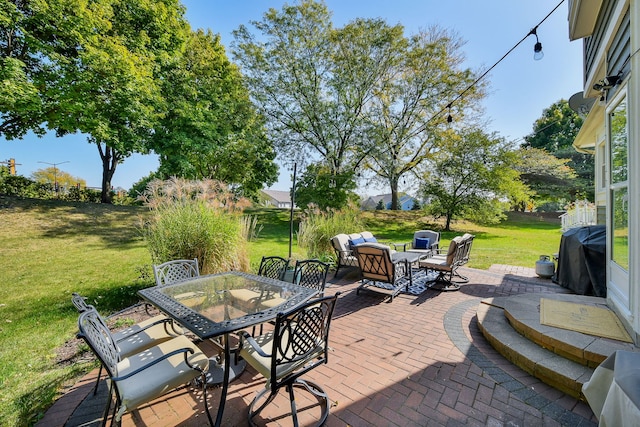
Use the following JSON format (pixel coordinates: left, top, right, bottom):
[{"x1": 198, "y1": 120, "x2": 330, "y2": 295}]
[
  {"x1": 114, "y1": 335, "x2": 208, "y2": 418},
  {"x1": 239, "y1": 331, "x2": 323, "y2": 380},
  {"x1": 113, "y1": 315, "x2": 183, "y2": 358}
]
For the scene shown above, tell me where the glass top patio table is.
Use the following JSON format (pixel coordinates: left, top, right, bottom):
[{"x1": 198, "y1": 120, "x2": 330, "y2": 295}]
[
  {"x1": 138, "y1": 271, "x2": 318, "y2": 427},
  {"x1": 138, "y1": 271, "x2": 317, "y2": 340}
]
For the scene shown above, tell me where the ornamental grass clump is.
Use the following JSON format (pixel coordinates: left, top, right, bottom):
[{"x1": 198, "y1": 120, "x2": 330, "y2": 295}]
[
  {"x1": 297, "y1": 203, "x2": 366, "y2": 262},
  {"x1": 140, "y1": 177, "x2": 251, "y2": 274}
]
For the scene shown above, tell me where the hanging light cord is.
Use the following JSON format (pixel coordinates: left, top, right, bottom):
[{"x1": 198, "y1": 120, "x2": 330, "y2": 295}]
[{"x1": 435, "y1": 0, "x2": 566, "y2": 124}]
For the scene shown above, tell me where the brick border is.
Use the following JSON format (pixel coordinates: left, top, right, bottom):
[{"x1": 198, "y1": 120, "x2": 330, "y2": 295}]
[{"x1": 445, "y1": 299, "x2": 595, "y2": 426}]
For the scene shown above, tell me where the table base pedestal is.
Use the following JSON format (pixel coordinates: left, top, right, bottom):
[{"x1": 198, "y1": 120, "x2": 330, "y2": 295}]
[{"x1": 205, "y1": 357, "x2": 247, "y2": 386}]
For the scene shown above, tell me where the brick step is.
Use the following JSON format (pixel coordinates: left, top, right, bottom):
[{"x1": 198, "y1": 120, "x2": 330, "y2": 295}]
[{"x1": 476, "y1": 294, "x2": 637, "y2": 399}]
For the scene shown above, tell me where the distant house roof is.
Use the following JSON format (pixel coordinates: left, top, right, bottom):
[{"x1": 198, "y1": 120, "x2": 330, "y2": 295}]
[
  {"x1": 361, "y1": 193, "x2": 417, "y2": 210},
  {"x1": 261, "y1": 189, "x2": 293, "y2": 208}
]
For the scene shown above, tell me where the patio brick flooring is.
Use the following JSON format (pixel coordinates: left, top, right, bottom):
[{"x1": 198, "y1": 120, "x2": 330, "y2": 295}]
[{"x1": 38, "y1": 265, "x2": 598, "y2": 426}]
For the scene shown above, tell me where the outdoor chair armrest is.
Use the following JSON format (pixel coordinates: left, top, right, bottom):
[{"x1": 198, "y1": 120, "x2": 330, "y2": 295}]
[
  {"x1": 113, "y1": 317, "x2": 180, "y2": 343},
  {"x1": 391, "y1": 242, "x2": 408, "y2": 251},
  {"x1": 238, "y1": 331, "x2": 271, "y2": 358}
]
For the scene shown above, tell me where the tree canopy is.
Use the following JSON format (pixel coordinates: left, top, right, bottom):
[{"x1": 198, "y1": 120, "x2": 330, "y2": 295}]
[
  {"x1": 149, "y1": 29, "x2": 278, "y2": 197},
  {"x1": 1, "y1": 0, "x2": 277, "y2": 202},
  {"x1": 422, "y1": 128, "x2": 529, "y2": 230},
  {"x1": 31, "y1": 167, "x2": 86, "y2": 188},
  {"x1": 522, "y1": 99, "x2": 592, "y2": 203},
  {"x1": 232, "y1": 0, "x2": 481, "y2": 209}
]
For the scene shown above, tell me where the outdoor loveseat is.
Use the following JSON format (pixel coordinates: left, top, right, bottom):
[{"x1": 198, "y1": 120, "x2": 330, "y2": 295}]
[{"x1": 331, "y1": 231, "x2": 380, "y2": 278}]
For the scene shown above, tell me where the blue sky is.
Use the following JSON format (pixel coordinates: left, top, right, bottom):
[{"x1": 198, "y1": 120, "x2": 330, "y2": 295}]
[{"x1": 0, "y1": 0, "x2": 582, "y2": 192}]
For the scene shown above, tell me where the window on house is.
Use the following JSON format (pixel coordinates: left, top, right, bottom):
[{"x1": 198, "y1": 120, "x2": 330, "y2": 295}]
[{"x1": 608, "y1": 97, "x2": 628, "y2": 271}]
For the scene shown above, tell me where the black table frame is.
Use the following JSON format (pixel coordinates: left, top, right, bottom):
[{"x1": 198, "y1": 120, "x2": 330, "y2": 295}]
[
  {"x1": 392, "y1": 251, "x2": 428, "y2": 286},
  {"x1": 138, "y1": 271, "x2": 317, "y2": 427}
]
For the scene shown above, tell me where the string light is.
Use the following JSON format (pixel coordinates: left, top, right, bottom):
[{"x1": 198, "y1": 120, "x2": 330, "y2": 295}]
[
  {"x1": 531, "y1": 27, "x2": 544, "y2": 60},
  {"x1": 420, "y1": 0, "x2": 565, "y2": 132}
]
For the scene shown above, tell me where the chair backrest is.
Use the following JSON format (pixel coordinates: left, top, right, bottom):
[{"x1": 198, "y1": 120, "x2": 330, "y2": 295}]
[
  {"x1": 270, "y1": 293, "x2": 339, "y2": 382},
  {"x1": 443, "y1": 234, "x2": 474, "y2": 267},
  {"x1": 77, "y1": 310, "x2": 120, "y2": 377},
  {"x1": 413, "y1": 230, "x2": 440, "y2": 249},
  {"x1": 458, "y1": 234, "x2": 475, "y2": 264},
  {"x1": 352, "y1": 243, "x2": 396, "y2": 283},
  {"x1": 331, "y1": 234, "x2": 350, "y2": 258},
  {"x1": 258, "y1": 256, "x2": 289, "y2": 281},
  {"x1": 153, "y1": 258, "x2": 200, "y2": 287},
  {"x1": 293, "y1": 259, "x2": 329, "y2": 296}
]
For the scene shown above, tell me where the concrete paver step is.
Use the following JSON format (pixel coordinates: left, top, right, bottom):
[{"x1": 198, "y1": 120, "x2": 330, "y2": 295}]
[{"x1": 477, "y1": 293, "x2": 639, "y2": 399}]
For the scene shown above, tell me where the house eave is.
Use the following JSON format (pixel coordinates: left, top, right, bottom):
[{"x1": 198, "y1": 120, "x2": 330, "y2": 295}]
[
  {"x1": 568, "y1": 0, "x2": 603, "y2": 40},
  {"x1": 573, "y1": 100, "x2": 604, "y2": 154}
]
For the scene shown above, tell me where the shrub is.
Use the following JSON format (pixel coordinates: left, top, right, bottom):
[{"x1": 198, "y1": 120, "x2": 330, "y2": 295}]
[
  {"x1": 297, "y1": 203, "x2": 366, "y2": 262},
  {"x1": 140, "y1": 178, "x2": 251, "y2": 274}
]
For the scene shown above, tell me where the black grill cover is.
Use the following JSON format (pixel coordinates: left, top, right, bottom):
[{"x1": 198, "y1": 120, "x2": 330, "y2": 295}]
[{"x1": 553, "y1": 225, "x2": 606, "y2": 297}]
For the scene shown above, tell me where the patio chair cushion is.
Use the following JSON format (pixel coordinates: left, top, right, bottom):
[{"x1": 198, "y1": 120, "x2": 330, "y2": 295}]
[
  {"x1": 113, "y1": 315, "x2": 184, "y2": 357},
  {"x1": 115, "y1": 334, "x2": 209, "y2": 418},
  {"x1": 239, "y1": 330, "x2": 324, "y2": 379}
]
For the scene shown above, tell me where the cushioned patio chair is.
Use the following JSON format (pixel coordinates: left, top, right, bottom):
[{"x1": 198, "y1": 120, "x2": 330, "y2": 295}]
[
  {"x1": 72, "y1": 293, "x2": 183, "y2": 395},
  {"x1": 419, "y1": 234, "x2": 474, "y2": 291},
  {"x1": 76, "y1": 310, "x2": 211, "y2": 426},
  {"x1": 410, "y1": 230, "x2": 441, "y2": 253},
  {"x1": 330, "y1": 234, "x2": 359, "y2": 278},
  {"x1": 152, "y1": 258, "x2": 200, "y2": 287},
  {"x1": 352, "y1": 242, "x2": 410, "y2": 302},
  {"x1": 238, "y1": 293, "x2": 340, "y2": 427}
]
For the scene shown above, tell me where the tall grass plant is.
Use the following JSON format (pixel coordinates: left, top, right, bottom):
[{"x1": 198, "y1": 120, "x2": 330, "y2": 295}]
[
  {"x1": 140, "y1": 178, "x2": 250, "y2": 273},
  {"x1": 297, "y1": 204, "x2": 366, "y2": 262}
]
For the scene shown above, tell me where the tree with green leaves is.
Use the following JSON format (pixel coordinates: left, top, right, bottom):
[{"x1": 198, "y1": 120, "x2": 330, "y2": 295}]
[
  {"x1": 294, "y1": 163, "x2": 357, "y2": 210},
  {"x1": 364, "y1": 26, "x2": 483, "y2": 210},
  {"x1": 1, "y1": 0, "x2": 190, "y2": 203},
  {"x1": 149, "y1": 29, "x2": 277, "y2": 198},
  {"x1": 233, "y1": 0, "x2": 482, "y2": 210},
  {"x1": 522, "y1": 99, "x2": 592, "y2": 201},
  {"x1": 512, "y1": 146, "x2": 576, "y2": 210},
  {"x1": 422, "y1": 128, "x2": 529, "y2": 230},
  {"x1": 232, "y1": 1, "x2": 407, "y2": 206},
  {"x1": 31, "y1": 167, "x2": 86, "y2": 189}
]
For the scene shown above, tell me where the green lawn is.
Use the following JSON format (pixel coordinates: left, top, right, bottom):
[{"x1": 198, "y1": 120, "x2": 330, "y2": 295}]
[{"x1": 0, "y1": 197, "x2": 562, "y2": 426}]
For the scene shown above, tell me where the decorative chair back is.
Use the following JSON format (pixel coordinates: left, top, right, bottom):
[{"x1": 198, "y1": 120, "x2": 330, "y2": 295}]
[
  {"x1": 444, "y1": 234, "x2": 474, "y2": 268},
  {"x1": 153, "y1": 258, "x2": 199, "y2": 287},
  {"x1": 269, "y1": 293, "x2": 339, "y2": 385},
  {"x1": 352, "y1": 243, "x2": 397, "y2": 283},
  {"x1": 293, "y1": 259, "x2": 329, "y2": 296},
  {"x1": 257, "y1": 256, "x2": 289, "y2": 281},
  {"x1": 77, "y1": 310, "x2": 120, "y2": 377},
  {"x1": 458, "y1": 234, "x2": 475, "y2": 264}
]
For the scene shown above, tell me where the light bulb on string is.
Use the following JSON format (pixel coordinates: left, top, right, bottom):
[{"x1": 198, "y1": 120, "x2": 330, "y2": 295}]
[{"x1": 531, "y1": 27, "x2": 544, "y2": 60}]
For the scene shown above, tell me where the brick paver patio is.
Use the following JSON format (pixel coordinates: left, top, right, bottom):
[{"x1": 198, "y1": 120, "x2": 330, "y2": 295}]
[{"x1": 39, "y1": 265, "x2": 598, "y2": 426}]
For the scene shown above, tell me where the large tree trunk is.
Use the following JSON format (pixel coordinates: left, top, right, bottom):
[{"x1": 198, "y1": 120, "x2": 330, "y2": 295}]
[
  {"x1": 97, "y1": 143, "x2": 119, "y2": 204},
  {"x1": 390, "y1": 177, "x2": 399, "y2": 210}
]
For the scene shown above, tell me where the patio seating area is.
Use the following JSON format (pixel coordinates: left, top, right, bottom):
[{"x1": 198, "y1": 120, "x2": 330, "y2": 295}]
[{"x1": 39, "y1": 264, "x2": 599, "y2": 426}]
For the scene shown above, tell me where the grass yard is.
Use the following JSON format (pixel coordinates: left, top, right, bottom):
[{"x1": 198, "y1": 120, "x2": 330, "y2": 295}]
[{"x1": 0, "y1": 197, "x2": 563, "y2": 426}]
